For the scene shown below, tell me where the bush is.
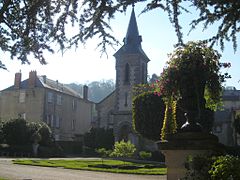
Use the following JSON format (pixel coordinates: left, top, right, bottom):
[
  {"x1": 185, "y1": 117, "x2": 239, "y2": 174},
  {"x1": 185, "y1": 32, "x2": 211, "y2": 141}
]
[
  {"x1": 132, "y1": 92, "x2": 214, "y2": 141},
  {"x1": 96, "y1": 148, "x2": 112, "y2": 158},
  {"x1": 1, "y1": 118, "x2": 52, "y2": 146},
  {"x1": 183, "y1": 155, "x2": 240, "y2": 180},
  {"x1": 2, "y1": 118, "x2": 29, "y2": 145},
  {"x1": 83, "y1": 128, "x2": 114, "y2": 150},
  {"x1": 110, "y1": 140, "x2": 136, "y2": 159},
  {"x1": 209, "y1": 155, "x2": 240, "y2": 180},
  {"x1": 133, "y1": 92, "x2": 165, "y2": 141},
  {"x1": 0, "y1": 120, "x2": 4, "y2": 143},
  {"x1": 139, "y1": 151, "x2": 152, "y2": 160},
  {"x1": 38, "y1": 123, "x2": 52, "y2": 146},
  {"x1": 183, "y1": 155, "x2": 213, "y2": 180}
]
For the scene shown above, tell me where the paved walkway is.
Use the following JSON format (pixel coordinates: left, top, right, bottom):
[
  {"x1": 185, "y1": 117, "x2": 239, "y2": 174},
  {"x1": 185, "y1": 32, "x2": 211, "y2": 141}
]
[{"x1": 0, "y1": 158, "x2": 167, "y2": 180}]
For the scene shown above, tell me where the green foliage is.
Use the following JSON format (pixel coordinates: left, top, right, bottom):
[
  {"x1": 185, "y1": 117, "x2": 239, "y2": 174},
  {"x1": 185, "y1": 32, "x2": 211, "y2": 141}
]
[
  {"x1": 1, "y1": 1, "x2": 239, "y2": 69},
  {"x1": 14, "y1": 159, "x2": 167, "y2": 175},
  {"x1": 87, "y1": 80, "x2": 115, "y2": 103},
  {"x1": 2, "y1": 118, "x2": 29, "y2": 145},
  {"x1": 209, "y1": 155, "x2": 240, "y2": 180},
  {"x1": 183, "y1": 155, "x2": 240, "y2": 180},
  {"x1": 1, "y1": 118, "x2": 52, "y2": 146},
  {"x1": 161, "y1": 98, "x2": 177, "y2": 140},
  {"x1": 139, "y1": 151, "x2": 152, "y2": 160},
  {"x1": 83, "y1": 128, "x2": 114, "y2": 150},
  {"x1": 155, "y1": 41, "x2": 229, "y2": 110},
  {"x1": 0, "y1": 120, "x2": 4, "y2": 143},
  {"x1": 38, "y1": 123, "x2": 52, "y2": 146},
  {"x1": 132, "y1": 92, "x2": 165, "y2": 141},
  {"x1": 110, "y1": 140, "x2": 136, "y2": 159},
  {"x1": 183, "y1": 155, "x2": 213, "y2": 180},
  {"x1": 96, "y1": 148, "x2": 112, "y2": 158}
]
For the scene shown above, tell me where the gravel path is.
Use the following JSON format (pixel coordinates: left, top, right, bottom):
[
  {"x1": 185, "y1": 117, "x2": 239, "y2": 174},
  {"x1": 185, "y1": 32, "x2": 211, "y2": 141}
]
[{"x1": 0, "y1": 158, "x2": 167, "y2": 180}]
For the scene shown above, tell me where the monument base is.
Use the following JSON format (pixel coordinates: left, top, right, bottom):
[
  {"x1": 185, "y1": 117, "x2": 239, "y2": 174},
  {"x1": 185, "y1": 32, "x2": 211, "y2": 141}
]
[{"x1": 157, "y1": 132, "x2": 224, "y2": 180}]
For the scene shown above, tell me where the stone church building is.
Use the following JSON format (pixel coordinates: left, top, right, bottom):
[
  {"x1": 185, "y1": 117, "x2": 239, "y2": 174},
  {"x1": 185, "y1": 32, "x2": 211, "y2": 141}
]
[{"x1": 96, "y1": 8, "x2": 154, "y2": 149}]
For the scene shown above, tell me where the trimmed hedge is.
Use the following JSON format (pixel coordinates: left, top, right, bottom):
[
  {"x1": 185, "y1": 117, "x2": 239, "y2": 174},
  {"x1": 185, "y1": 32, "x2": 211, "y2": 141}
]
[{"x1": 133, "y1": 92, "x2": 165, "y2": 141}]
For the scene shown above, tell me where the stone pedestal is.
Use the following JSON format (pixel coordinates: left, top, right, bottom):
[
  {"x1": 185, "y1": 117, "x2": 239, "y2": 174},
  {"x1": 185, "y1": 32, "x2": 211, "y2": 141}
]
[{"x1": 158, "y1": 132, "x2": 224, "y2": 180}]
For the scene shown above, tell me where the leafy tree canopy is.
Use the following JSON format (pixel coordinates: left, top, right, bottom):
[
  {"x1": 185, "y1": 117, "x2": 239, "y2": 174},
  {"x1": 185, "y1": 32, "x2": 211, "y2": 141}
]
[{"x1": 1, "y1": 0, "x2": 239, "y2": 69}]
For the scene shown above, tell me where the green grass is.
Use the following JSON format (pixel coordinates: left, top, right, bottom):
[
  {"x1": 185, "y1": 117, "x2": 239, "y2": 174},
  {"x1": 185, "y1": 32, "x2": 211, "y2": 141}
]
[
  {"x1": 13, "y1": 159, "x2": 166, "y2": 175},
  {"x1": 0, "y1": 178, "x2": 8, "y2": 180}
]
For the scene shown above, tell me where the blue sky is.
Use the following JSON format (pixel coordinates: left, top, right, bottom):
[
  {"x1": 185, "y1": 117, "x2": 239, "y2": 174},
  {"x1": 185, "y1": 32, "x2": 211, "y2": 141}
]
[{"x1": 0, "y1": 2, "x2": 239, "y2": 90}]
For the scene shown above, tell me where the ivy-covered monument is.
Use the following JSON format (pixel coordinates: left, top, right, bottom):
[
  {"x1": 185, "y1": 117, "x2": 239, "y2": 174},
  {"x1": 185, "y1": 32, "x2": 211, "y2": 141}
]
[
  {"x1": 133, "y1": 41, "x2": 230, "y2": 179},
  {"x1": 96, "y1": 7, "x2": 151, "y2": 148}
]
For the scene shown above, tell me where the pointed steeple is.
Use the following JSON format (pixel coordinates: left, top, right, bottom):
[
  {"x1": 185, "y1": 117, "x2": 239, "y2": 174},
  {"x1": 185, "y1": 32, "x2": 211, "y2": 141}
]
[
  {"x1": 123, "y1": 7, "x2": 142, "y2": 47},
  {"x1": 114, "y1": 7, "x2": 149, "y2": 62}
]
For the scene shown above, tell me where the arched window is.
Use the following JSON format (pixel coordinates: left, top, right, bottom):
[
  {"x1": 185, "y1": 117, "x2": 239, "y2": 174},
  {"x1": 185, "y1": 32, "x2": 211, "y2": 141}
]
[{"x1": 124, "y1": 63, "x2": 130, "y2": 83}]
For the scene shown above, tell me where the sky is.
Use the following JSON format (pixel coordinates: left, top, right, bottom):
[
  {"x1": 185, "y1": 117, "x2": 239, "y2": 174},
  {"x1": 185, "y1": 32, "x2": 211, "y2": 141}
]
[{"x1": 0, "y1": 2, "x2": 239, "y2": 91}]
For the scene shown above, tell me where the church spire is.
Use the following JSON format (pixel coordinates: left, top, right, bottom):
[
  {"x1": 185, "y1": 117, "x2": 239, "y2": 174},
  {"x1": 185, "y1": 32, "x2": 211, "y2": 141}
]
[
  {"x1": 114, "y1": 6, "x2": 149, "y2": 61},
  {"x1": 123, "y1": 7, "x2": 142, "y2": 47}
]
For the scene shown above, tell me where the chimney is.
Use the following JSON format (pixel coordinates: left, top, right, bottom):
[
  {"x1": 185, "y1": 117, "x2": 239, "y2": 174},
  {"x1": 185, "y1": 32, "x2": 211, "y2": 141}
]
[
  {"x1": 83, "y1": 85, "x2": 88, "y2": 100},
  {"x1": 14, "y1": 71, "x2": 22, "y2": 89},
  {"x1": 42, "y1": 75, "x2": 47, "y2": 83},
  {"x1": 28, "y1": 71, "x2": 37, "y2": 88}
]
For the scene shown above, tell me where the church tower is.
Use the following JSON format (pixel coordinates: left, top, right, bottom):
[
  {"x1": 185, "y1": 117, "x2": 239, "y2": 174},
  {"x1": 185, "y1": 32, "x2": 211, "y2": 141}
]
[{"x1": 113, "y1": 7, "x2": 150, "y2": 142}]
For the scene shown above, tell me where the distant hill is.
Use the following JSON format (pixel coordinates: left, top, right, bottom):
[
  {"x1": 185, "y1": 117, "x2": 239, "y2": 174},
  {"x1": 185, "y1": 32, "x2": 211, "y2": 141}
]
[{"x1": 66, "y1": 79, "x2": 115, "y2": 103}]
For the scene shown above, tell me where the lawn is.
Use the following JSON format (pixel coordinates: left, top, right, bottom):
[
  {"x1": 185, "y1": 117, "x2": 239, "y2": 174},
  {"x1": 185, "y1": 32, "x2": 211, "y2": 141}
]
[{"x1": 13, "y1": 159, "x2": 167, "y2": 175}]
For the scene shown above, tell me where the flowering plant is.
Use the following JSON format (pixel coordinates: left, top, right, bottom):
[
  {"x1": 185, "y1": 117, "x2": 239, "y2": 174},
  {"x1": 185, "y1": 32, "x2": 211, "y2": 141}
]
[{"x1": 154, "y1": 41, "x2": 230, "y2": 111}]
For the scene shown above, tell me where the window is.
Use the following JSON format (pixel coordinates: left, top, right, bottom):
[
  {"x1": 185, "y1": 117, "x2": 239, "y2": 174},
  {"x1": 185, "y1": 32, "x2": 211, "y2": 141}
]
[
  {"x1": 54, "y1": 134, "x2": 60, "y2": 141},
  {"x1": 72, "y1": 99, "x2": 77, "y2": 110},
  {"x1": 47, "y1": 114, "x2": 54, "y2": 127},
  {"x1": 55, "y1": 116, "x2": 60, "y2": 128},
  {"x1": 57, "y1": 95, "x2": 62, "y2": 105},
  {"x1": 71, "y1": 119, "x2": 76, "y2": 130},
  {"x1": 19, "y1": 91, "x2": 26, "y2": 103},
  {"x1": 124, "y1": 63, "x2": 130, "y2": 83},
  {"x1": 47, "y1": 92, "x2": 53, "y2": 103}
]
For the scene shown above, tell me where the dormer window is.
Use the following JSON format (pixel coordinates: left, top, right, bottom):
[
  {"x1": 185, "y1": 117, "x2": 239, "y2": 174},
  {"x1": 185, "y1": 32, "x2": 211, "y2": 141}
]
[{"x1": 124, "y1": 63, "x2": 130, "y2": 84}]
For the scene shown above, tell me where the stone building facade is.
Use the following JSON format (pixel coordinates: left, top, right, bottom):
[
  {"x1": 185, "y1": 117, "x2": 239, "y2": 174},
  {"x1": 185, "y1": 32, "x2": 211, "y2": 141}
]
[
  {"x1": 0, "y1": 71, "x2": 94, "y2": 141},
  {"x1": 96, "y1": 8, "x2": 152, "y2": 149},
  {"x1": 213, "y1": 86, "x2": 240, "y2": 146}
]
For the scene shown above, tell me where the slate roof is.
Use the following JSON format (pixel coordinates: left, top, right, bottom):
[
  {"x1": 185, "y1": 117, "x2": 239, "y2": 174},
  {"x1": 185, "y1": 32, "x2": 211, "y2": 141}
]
[
  {"x1": 114, "y1": 8, "x2": 150, "y2": 62},
  {"x1": 3, "y1": 76, "x2": 81, "y2": 98}
]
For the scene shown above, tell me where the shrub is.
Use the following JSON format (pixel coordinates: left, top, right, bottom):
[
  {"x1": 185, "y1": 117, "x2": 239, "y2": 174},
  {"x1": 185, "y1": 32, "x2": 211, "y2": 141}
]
[
  {"x1": 139, "y1": 151, "x2": 152, "y2": 160},
  {"x1": 110, "y1": 140, "x2": 136, "y2": 159},
  {"x1": 83, "y1": 128, "x2": 114, "y2": 150},
  {"x1": 183, "y1": 155, "x2": 240, "y2": 180},
  {"x1": 1, "y1": 118, "x2": 52, "y2": 146},
  {"x1": 132, "y1": 92, "x2": 165, "y2": 141},
  {"x1": 209, "y1": 155, "x2": 240, "y2": 180},
  {"x1": 38, "y1": 123, "x2": 52, "y2": 146},
  {"x1": 2, "y1": 118, "x2": 29, "y2": 145},
  {"x1": 96, "y1": 148, "x2": 112, "y2": 158},
  {"x1": 0, "y1": 120, "x2": 4, "y2": 143},
  {"x1": 183, "y1": 155, "x2": 213, "y2": 180}
]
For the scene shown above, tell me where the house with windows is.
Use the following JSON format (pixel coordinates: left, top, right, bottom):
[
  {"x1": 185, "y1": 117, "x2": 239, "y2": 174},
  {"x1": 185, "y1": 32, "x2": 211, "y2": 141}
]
[
  {"x1": 0, "y1": 71, "x2": 94, "y2": 141},
  {"x1": 213, "y1": 86, "x2": 240, "y2": 146}
]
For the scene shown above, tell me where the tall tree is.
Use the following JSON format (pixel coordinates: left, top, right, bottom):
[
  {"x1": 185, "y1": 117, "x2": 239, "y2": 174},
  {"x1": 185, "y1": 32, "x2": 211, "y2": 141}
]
[{"x1": 1, "y1": 0, "x2": 239, "y2": 69}]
